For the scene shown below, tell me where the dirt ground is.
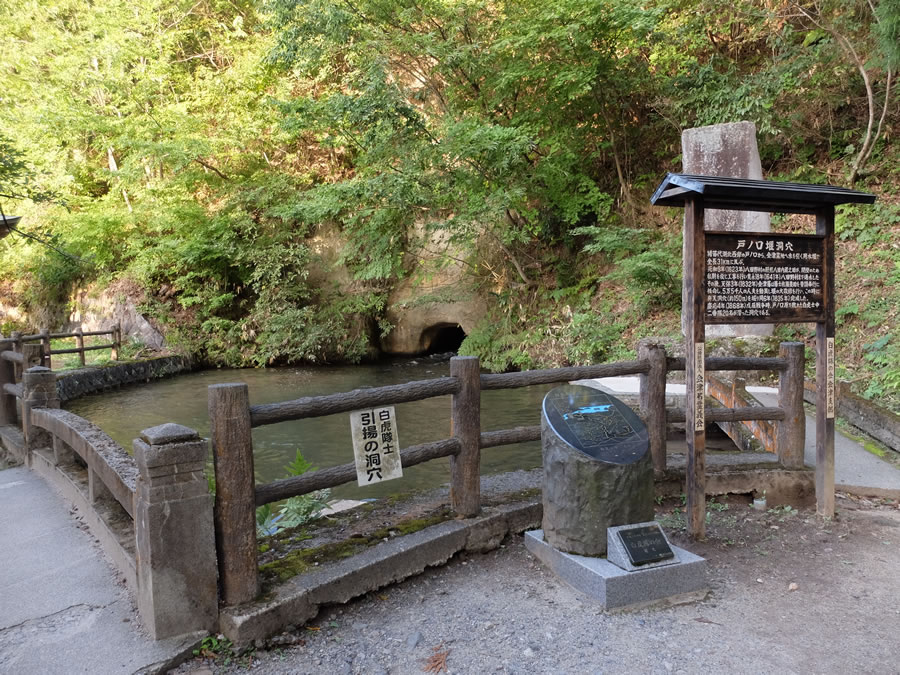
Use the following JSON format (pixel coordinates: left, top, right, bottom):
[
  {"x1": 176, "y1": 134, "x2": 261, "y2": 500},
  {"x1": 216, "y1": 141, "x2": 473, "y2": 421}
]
[{"x1": 174, "y1": 493, "x2": 900, "y2": 675}]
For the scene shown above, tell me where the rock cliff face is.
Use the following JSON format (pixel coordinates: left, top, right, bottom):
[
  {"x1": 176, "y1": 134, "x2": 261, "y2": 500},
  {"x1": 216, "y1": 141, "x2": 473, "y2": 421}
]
[
  {"x1": 380, "y1": 285, "x2": 487, "y2": 355},
  {"x1": 380, "y1": 235, "x2": 487, "y2": 355},
  {"x1": 311, "y1": 222, "x2": 488, "y2": 356},
  {"x1": 70, "y1": 286, "x2": 166, "y2": 350}
]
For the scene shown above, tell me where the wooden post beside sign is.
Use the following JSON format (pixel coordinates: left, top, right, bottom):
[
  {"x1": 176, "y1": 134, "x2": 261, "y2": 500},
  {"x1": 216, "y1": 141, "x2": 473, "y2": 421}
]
[{"x1": 651, "y1": 173, "x2": 875, "y2": 535}]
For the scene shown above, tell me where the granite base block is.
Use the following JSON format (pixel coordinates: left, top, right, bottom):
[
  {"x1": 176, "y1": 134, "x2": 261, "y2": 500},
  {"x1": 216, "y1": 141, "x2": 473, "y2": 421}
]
[{"x1": 524, "y1": 529, "x2": 708, "y2": 610}]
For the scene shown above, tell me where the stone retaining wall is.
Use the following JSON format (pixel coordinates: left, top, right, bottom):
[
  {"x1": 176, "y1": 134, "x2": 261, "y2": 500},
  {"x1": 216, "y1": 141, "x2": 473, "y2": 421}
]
[{"x1": 56, "y1": 355, "x2": 195, "y2": 403}]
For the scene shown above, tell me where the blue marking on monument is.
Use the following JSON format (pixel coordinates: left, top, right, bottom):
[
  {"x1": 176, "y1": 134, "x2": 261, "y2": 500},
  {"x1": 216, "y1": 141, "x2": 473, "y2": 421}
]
[{"x1": 543, "y1": 384, "x2": 648, "y2": 465}]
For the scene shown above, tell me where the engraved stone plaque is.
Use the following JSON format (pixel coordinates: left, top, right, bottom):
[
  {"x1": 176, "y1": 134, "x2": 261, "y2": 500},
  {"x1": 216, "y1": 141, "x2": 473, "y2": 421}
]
[
  {"x1": 618, "y1": 524, "x2": 674, "y2": 566},
  {"x1": 542, "y1": 385, "x2": 649, "y2": 465}
]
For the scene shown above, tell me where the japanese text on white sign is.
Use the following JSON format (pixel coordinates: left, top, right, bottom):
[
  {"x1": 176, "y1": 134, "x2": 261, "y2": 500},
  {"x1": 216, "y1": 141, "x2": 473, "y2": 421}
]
[
  {"x1": 351, "y1": 406, "x2": 403, "y2": 486},
  {"x1": 694, "y1": 343, "x2": 705, "y2": 432},
  {"x1": 826, "y1": 338, "x2": 836, "y2": 419}
]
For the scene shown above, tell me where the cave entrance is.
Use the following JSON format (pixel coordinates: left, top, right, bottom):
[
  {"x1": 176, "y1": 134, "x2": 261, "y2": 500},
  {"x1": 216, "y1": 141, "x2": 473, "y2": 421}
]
[{"x1": 420, "y1": 323, "x2": 467, "y2": 355}]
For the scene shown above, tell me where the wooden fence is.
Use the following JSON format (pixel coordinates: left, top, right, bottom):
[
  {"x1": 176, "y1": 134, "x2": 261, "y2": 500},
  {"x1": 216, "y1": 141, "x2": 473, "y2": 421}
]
[
  {"x1": 210, "y1": 342, "x2": 807, "y2": 605},
  {"x1": 0, "y1": 341, "x2": 42, "y2": 426},
  {"x1": 5, "y1": 323, "x2": 121, "y2": 370}
]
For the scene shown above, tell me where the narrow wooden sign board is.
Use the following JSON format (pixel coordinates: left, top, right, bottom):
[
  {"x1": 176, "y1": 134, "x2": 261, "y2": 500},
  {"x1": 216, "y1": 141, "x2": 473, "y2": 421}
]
[
  {"x1": 350, "y1": 406, "x2": 403, "y2": 486},
  {"x1": 651, "y1": 174, "x2": 875, "y2": 538}
]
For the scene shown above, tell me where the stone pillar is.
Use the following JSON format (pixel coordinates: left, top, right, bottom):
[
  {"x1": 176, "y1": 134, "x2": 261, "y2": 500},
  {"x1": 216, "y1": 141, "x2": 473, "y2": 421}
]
[
  {"x1": 541, "y1": 385, "x2": 654, "y2": 556},
  {"x1": 22, "y1": 366, "x2": 60, "y2": 455},
  {"x1": 681, "y1": 121, "x2": 773, "y2": 338},
  {"x1": 134, "y1": 423, "x2": 218, "y2": 639}
]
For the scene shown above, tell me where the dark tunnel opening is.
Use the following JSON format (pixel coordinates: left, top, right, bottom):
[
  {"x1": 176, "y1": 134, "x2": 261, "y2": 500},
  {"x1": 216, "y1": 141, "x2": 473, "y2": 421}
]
[{"x1": 421, "y1": 323, "x2": 467, "y2": 355}]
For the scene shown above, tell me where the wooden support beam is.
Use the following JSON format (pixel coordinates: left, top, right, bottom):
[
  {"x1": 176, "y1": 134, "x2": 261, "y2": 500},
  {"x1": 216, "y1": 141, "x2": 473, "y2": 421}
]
[
  {"x1": 209, "y1": 383, "x2": 259, "y2": 605},
  {"x1": 638, "y1": 341, "x2": 668, "y2": 475},
  {"x1": 450, "y1": 356, "x2": 481, "y2": 518},
  {"x1": 777, "y1": 342, "x2": 806, "y2": 468},
  {"x1": 684, "y1": 196, "x2": 707, "y2": 539},
  {"x1": 816, "y1": 207, "x2": 836, "y2": 517}
]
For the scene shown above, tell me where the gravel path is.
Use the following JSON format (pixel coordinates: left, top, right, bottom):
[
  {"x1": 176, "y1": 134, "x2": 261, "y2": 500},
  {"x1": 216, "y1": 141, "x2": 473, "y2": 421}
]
[{"x1": 175, "y1": 495, "x2": 900, "y2": 675}]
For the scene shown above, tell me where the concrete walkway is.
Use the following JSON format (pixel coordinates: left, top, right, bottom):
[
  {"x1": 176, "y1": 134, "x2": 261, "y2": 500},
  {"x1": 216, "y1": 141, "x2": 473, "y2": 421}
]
[
  {"x1": 752, "y1": 390, "x2": 900, "y2": 497},
  {"x1": 0, "y1": 466, "x2": 198, "y2": 675}
]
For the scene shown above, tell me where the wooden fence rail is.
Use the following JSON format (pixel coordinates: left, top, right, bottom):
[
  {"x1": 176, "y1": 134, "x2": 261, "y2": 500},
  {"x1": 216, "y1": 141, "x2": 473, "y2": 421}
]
[
  {"x1": 211, "y1": 342, "x2": 808, "y2": 606},
  {"x1": 4, "y1": 323, "x2": 121, "y2": 369}
]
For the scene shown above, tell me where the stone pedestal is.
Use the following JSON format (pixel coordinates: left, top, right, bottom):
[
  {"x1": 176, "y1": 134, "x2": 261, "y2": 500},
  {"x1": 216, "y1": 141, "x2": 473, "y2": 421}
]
[
  {"x1": 134, "y1": 423, "x2": 218, "y2": 639},
  {"x1": 681, "y1": 121, "x2": 773, "y2": 338},
  {"x1": 540, "y1": 385, "x2": 653, "y2": 556}
]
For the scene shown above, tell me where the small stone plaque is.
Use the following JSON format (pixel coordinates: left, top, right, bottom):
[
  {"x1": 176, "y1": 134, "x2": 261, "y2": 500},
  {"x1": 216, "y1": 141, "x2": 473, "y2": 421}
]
[
  {"x1": 542, "y1": 384, "x2": 648, "y2": 465},
  {"x1": 618, "y1": 524, "x2": 674, "y2": 566}
]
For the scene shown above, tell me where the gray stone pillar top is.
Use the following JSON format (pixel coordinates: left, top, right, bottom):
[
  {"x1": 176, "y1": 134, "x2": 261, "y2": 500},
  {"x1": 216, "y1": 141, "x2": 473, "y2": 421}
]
[
  {"x1": 134, "y1": 423, "x2": 207, "y2": 494},
  {"x1": 139, "y1": 423, "x2": 200, "y2": 446},
  {"x1": 682, "y1": 121, "x2": 763, "y2": 180}
]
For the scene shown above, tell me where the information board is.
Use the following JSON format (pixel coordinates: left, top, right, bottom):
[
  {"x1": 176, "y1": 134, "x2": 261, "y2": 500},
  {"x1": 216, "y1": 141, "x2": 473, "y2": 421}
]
[{"x1": 705, "y1": 232, "x2": 825, "y2": 324}]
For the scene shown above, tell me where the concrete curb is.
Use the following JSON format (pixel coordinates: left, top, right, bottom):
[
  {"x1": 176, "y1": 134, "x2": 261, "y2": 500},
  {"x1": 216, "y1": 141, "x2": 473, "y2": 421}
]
[{"x1": 219, "y1": 501, "x2": 542, "y2": 643}]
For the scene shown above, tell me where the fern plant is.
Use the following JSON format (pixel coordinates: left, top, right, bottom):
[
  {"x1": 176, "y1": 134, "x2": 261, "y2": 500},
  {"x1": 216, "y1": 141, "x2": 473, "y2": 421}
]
[{"x1": 256, "y1": 450, "x2": 331, "y2": 537}]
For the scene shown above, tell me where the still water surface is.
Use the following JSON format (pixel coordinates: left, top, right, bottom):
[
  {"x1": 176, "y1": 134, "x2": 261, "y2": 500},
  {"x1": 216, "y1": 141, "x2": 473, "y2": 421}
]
[{"x1": 66, "y1": 356, "x2": 554, "y2": 501}]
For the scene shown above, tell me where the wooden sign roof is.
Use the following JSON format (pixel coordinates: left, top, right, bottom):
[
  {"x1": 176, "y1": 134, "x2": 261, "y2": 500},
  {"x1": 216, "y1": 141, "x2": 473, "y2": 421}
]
[{"x1": 651, "y1": 173, "x2": 876, "y2": 214}]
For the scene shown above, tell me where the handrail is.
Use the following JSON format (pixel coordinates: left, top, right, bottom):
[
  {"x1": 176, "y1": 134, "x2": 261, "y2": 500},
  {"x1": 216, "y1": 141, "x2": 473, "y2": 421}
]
[
  {"x1": 51, "y1": 343, "x2": 116, "y2": 355},
  {"x1": 20, "y1": 328, "x2": 116, "y2": 341},
  {"x1": 1, "y1": 350, "x2": 24, "y2": 364},
  {"x1": 254, "y1": 438, "x2": 461, "y2": 506},
  {"x1": 249, "y1": 376, "x2": 460, "y2": 427},
  {"x1": 30, "y1": 408, "x2": 137, "y2": 518},
  {"x1": 2, "y1": 382, "x2": 22, "y2": 398},
  {"x1": 5, "y1": 324, "x2": 121, "y2": 369},
  {"x1": 480, "y1": 360, "x2": 649, "y2": 390},
  {"x1": 666, "y1": 356, "x2": 787, "y2": 372}
]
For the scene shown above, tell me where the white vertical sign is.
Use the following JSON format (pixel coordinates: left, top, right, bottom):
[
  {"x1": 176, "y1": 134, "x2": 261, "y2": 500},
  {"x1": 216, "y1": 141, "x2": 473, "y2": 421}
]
[
  {"x1": 694, "y1": 342, "x2": 705, "y2": 431},
  {"x1": 826, "y1": 337, "x2": 836, "y2": 419},
  {"x1": 351, "y1": 406, "x2": 403, "y2": 486}
]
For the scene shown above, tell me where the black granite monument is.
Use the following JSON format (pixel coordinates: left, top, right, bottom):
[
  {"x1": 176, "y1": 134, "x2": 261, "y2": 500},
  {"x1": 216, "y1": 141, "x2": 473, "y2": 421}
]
[{"x1": 541, "y1": 384, "x2": 654, "y2": 556}]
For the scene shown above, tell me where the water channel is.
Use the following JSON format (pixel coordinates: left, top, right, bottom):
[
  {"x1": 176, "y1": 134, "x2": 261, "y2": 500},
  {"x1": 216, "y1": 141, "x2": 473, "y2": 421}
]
[{"x1": 66, "y1": 355, "x2": 555, "y2": 501}]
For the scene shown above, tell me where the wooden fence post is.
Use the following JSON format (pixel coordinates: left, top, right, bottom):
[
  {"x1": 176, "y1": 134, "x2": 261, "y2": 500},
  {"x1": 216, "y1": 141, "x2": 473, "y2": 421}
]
[
  {"x1": 22, "y1": 366, "x2": 59, "y2": 456},
  {"x1": 209, "y1": 383, "x2": 259, "y2": 605},
  {"x1": 450, "y1": 356, "x2": 481, "y2": 517},
  {"x1": 75, "y1": 327, "x2": 86, "y2": 366},
  {"x1": 638, "y1": 340, "x2": 668, "y2": 476},
  {"x1": 777, "y1": 341, "x2": 806, "y2": 468},
  {"x1": 40, "y1": 328, "x2": 51, "y2": 368},
  {"x1": 111, "y1": 323, "x2": 120, "y2": 360},
  {"x1": 0, "y1": 344, "x2": 16, "y2": 425},
  {"x1": 22, "y1": 343, "x2": 43, "y2": 370},
  {"x1": 10, "y1": 331, "x2": 21, "y2": 380}
]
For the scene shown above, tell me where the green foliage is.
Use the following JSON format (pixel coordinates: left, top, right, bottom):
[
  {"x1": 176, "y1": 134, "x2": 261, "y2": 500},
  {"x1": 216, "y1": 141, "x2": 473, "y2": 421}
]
[
  {"x1": 193, "y1": 634, "x2": 235, "y2": 664},
  {"x1": 256, "y1": 449, "x2": 330, "y2": 537},
  {"x1": 863, "y1": 334, "x2": 900, "y2": 407},
  {"x1": 565, "y1": 311, "x2": 623, "y2": 365},
  {"x1": 0, "y1": 134, "x2": 56, "y2": 204},
  {"x1": 458, "y1": 319, "x2": 535, "y2": 372}
]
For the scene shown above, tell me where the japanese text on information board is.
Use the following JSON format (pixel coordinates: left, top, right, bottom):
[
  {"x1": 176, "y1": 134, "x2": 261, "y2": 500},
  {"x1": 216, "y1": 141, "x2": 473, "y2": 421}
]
[{"x1": 705, "y1": 232, "x2": 825, "y2": 323}]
